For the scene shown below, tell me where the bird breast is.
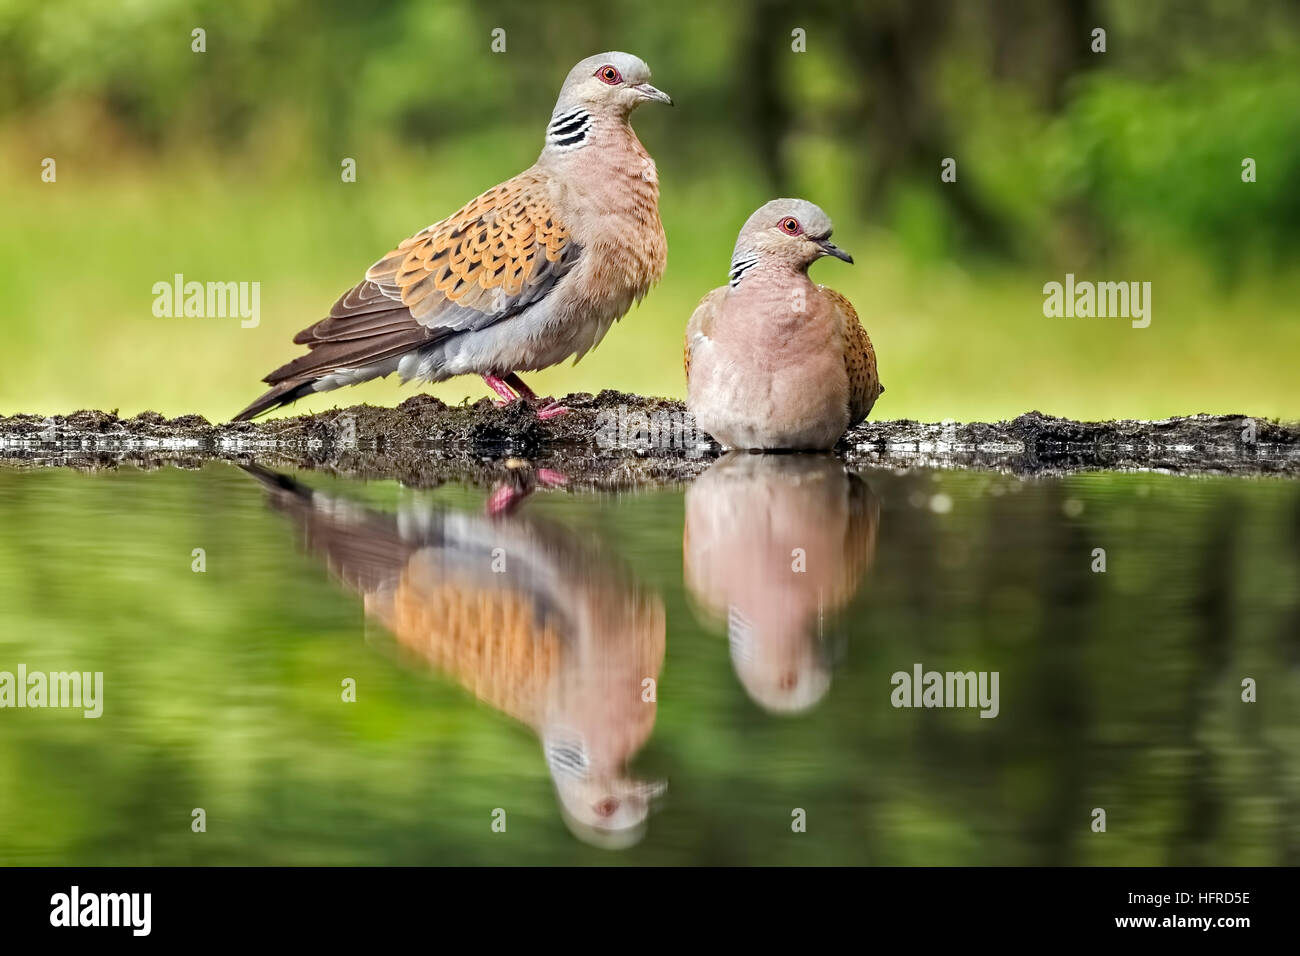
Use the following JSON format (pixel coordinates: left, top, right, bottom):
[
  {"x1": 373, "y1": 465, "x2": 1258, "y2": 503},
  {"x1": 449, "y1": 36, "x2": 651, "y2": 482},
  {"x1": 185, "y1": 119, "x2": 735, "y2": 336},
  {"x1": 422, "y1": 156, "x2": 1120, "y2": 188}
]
[{"x1": 556, "y1": 124, "x2": 667, "y2": 315}]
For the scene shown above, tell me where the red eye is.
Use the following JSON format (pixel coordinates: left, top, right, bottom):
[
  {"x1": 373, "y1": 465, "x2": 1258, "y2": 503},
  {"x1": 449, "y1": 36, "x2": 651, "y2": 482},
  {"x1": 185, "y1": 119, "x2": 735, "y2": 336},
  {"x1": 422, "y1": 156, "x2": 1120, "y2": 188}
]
[
  {"x1": 780, "y1": 218, "x2": 802, "y2": 235},
  {"x1": 596, "y1": 65, "x2": 622, "y2": 85}
]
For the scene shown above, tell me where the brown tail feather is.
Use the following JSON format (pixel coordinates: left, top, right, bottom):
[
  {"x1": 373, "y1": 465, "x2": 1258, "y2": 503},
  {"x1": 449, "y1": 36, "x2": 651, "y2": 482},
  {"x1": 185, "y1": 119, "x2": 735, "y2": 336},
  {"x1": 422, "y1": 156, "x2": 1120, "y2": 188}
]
[
  {"x1": 233, "y1": 326, "x2": 431, "y2": 422},
  {"x1": 263, "y1": 329, "x2": 428, "y2": 385},
  {"x1": 231, "y1": 380, "x2": 317, "y2": 422}
]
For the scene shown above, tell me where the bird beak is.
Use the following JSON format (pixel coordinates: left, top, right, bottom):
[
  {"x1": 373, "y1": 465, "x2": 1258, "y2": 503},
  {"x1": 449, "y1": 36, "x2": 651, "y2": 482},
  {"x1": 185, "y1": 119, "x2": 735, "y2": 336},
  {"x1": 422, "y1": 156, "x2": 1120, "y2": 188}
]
[
  {"x1": 633, "y1": 83, "x2": 673, "y2": 106},
  {"x1": 815, "y1": 237, "x2": 854, "y2": 264}
]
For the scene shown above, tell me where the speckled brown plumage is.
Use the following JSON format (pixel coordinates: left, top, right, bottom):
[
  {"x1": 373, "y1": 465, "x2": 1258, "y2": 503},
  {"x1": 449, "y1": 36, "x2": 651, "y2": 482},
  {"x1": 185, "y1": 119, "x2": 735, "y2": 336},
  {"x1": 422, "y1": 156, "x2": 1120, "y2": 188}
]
[
  {"x1": 233, "y1": 52, "x2": 671, "y2": 422},
  {"x1": 365, "y1": 170, "x2": 575, "y2": 322},
  {"x1": 384, "y1": 572, "x2": 563, "y2": 725},
  {"x1": 822, "y1": 287, "x2": 881, "y2": 427}
]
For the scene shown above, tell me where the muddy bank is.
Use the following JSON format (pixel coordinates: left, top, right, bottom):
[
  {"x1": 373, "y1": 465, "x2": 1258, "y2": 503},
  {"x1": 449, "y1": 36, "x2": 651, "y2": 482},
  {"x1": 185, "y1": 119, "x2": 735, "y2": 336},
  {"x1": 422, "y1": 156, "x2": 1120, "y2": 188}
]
[{"x1": 2, "y1": 390, "x2": 1298, "y2": 487}]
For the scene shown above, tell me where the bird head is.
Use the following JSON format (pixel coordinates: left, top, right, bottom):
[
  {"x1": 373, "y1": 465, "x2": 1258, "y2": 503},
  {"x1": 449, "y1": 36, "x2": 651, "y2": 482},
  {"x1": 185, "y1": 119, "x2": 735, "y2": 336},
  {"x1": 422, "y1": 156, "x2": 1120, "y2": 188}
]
[
  {"x1": 727, "y1": 605, "x2": 832, "y2": 714},
  {"x1": 551, "y1": 52, "x2": 672, "y2": 124},
  {"x1": 731, "y1": 198, "x2": 853, "y2": 277},
  {"x1": 545, "y1": 734, "x2": 666, "y2": 849}
]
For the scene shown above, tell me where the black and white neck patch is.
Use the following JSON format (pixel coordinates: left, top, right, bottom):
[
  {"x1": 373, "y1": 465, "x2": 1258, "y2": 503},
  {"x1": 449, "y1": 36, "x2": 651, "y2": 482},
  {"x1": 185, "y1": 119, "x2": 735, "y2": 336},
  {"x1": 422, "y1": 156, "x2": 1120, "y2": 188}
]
[
  {"x1": 728, "y1": 253, "x2": 760, "y2": 287},
  {"x1": 546, "y1": 108, "x2": 592, "y2": 150},
  {"x1": 545, "y1": 739, "x2": 590, "y2": 780}
]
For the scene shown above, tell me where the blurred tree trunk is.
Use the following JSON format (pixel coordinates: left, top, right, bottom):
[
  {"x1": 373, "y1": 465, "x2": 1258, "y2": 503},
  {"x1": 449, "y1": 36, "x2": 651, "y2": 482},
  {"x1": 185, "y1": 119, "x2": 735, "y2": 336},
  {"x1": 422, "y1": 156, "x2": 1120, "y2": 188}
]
[
  {"x1": 1167, "y1": 500, "x2": 1238, "y2": 865},
  {"x1": 1024, "y1": 484, "x2": 1096, "y2": 865},
  {"x1": 839, "y1": 0, "x2": 1013, "y2": 254},
  {"x1": 1266, "y1": 495, "x2": 1300, "y2": 865},
  {"x1": 1045, "y1": 0, "x2": 1098, "y2": 112},
  {"x1": 742, "y1": 0, "x2": 794, "y2": 192}
]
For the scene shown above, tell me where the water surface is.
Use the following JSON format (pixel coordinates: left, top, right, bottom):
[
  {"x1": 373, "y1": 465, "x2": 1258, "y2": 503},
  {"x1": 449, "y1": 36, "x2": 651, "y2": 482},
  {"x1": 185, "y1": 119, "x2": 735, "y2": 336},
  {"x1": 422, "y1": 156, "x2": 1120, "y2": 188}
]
[{"x1": 0, "y1": 456, "x2": 1296, "y2": 864}]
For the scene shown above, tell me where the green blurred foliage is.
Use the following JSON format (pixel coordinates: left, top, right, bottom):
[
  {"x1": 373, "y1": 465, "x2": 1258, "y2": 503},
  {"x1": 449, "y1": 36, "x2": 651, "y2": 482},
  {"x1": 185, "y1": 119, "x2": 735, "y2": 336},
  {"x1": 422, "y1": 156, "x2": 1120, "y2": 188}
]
[{"x1": 1, "y1": 0, "x2": 1298, "y2": 420}]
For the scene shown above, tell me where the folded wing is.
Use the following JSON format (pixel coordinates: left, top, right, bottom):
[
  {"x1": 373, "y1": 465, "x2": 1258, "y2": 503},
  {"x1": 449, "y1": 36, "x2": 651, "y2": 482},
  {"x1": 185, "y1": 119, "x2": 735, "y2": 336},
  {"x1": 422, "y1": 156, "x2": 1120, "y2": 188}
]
[
  {"x1": 233, "y1": 168, "x2": 581, "y2": 420},
  {"x1": 822, "y1": 287, "x2": 881, "y2": 427}
]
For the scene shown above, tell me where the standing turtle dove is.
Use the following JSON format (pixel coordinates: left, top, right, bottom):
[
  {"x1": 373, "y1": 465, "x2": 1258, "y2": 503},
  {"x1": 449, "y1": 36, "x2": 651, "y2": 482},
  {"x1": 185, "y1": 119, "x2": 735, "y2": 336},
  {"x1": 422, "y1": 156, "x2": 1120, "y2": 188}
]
[
  {"x1": 234, "y1": 52, "x2": 671, "y2": 422},
  {"x1": 684, "y1": 199, "x2": 881, "y2": 450}
]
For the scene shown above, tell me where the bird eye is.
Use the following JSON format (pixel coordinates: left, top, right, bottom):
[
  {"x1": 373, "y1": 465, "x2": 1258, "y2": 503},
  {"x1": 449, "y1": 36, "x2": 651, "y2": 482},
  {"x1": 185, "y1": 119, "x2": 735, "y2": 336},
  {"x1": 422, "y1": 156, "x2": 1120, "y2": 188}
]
[
  {"x1": 596, "y1": 65, "x2": 622, "y2": 85},
  {"x1": 780, "y1": 218, "x2": 802, "y2": 235}
]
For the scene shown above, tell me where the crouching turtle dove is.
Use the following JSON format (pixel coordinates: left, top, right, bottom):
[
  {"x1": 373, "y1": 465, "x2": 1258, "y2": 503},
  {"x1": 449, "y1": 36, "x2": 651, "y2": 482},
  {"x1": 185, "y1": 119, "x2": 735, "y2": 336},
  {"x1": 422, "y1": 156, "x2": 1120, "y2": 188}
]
[{"x1": 684, "y1": 199, "x2": 881, "y2": 450}]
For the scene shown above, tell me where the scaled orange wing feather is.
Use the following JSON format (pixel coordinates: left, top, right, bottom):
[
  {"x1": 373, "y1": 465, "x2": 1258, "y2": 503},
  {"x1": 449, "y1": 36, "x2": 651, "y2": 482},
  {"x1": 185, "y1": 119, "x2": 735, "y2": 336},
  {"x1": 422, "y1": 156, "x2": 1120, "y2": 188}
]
[
  {"x1": 821, "y1": 287, "x2": 881, "y2": 427},
  {"x1": 364, "y1": 167, "x2": 578, "y2": 331},
  {"x1": 247, "y1": 169, "x2": 582, "y2": 408}
]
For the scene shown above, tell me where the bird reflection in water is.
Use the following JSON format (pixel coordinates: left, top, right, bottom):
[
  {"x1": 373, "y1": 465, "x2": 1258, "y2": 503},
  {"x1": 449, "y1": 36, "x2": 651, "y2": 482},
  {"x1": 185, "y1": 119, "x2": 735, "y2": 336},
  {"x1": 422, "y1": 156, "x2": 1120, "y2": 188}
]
[
  {"x1": 243, "y1": 463, "x2": 666, "y2": 849},
  {"x1": 683, "y1": 453, "x2": 879, "y2": 713}
]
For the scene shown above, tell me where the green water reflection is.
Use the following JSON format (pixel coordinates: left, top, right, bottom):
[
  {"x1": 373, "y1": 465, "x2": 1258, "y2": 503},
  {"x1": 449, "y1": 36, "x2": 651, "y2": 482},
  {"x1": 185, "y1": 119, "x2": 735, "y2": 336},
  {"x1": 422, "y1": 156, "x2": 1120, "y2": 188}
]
[{"x1": 0, "y1": 457, "x2": 1296, "y2": 864}]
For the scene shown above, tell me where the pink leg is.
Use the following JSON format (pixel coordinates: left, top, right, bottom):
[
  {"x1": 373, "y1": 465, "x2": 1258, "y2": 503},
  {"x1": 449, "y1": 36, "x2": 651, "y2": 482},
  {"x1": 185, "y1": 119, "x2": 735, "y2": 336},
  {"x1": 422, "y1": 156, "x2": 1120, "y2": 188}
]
[
  {"x1": 486, "y1": 483, "x2": 527, "y2": 517},
  {"x1": 482, "y1": 373, "x2": 519, "y2": 407},
  {"x1": 499, "y1": 372, "x2": 569, "y2": 419},
  {"x1": 502, "y1": 373, "x2": 539, "y2": 401},
  {"x1": 484, "y1": 469, "x2": 567, "y2": 517}
]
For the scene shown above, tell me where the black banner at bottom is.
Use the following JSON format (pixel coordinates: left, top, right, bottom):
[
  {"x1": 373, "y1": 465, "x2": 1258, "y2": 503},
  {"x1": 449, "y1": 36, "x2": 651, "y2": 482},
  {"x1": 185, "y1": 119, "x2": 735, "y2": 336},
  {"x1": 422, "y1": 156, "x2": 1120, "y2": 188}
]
[{"x1": 0, "y1": 865, "x2": 1275, "y2": 941}]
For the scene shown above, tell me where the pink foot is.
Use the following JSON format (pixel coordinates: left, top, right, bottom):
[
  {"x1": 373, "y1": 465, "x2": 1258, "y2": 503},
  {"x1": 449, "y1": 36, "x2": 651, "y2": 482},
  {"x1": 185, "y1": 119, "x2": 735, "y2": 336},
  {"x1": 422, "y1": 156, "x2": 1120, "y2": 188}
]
[
  {"x1": 484, "y1": 373, "x2": 566, "y2": 419},
  {"x1": 486, "y1": 484, "x2": 525, "y2": 517},
  {"x1": 536, "y1": 469, "x2": 568, "y2": 487}
]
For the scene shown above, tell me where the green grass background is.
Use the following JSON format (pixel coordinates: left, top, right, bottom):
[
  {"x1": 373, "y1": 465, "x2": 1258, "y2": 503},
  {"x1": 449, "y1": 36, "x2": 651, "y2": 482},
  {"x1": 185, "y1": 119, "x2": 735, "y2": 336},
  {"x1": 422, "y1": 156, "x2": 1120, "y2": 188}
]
[{"x1": 2, "y1": 0, "x2": 1299, "y2": 423}]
